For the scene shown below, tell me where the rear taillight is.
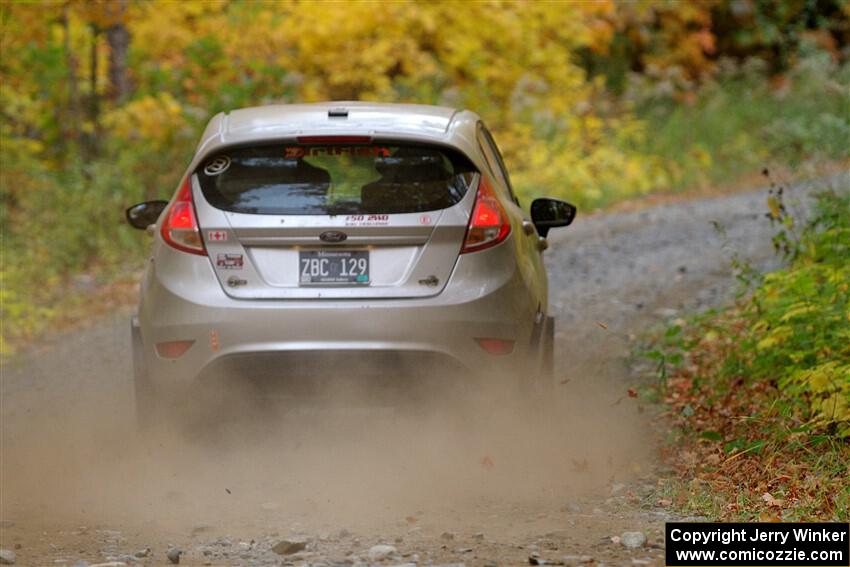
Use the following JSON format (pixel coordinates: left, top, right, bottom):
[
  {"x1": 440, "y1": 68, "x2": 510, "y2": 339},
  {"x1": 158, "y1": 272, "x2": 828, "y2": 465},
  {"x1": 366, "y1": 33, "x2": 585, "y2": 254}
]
[
  {"x1": 460, "y1": 176, "x2": 511, "y2": 254},
  {"x1": 161, "y1": 177, "x2": 206, "y2": 256}
]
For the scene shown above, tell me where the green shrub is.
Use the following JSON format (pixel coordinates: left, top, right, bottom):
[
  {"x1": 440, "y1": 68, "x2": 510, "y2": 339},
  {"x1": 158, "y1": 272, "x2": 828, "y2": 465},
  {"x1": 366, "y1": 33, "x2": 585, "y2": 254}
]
[
  {"x1": 743, "y1": 190, "x2": 850, "y2": 436},
  {"x1": 643, "y1": 188, "x2": 850, "y2": 520}
]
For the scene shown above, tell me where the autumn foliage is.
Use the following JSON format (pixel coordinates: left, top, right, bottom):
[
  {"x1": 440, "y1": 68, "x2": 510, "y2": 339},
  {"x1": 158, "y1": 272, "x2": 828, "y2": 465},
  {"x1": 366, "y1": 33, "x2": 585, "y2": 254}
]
[
  {"x1": 1, "y1": 1, "x2": 848, "y2": 350},
  {"x1": 651, "y1": 188, "x2": 849, "y2": 520}
]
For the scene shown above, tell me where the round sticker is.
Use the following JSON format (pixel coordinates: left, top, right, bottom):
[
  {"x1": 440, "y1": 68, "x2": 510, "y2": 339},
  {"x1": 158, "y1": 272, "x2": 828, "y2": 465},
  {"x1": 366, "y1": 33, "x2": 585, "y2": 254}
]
[{"x1": 204, "y1": 155, "x2": 231, "y2": 176}]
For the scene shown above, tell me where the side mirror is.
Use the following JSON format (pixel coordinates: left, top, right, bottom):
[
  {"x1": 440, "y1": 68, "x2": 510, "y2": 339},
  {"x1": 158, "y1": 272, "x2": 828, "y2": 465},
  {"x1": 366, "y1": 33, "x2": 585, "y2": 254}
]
[
  {"x1": 125, "y1": 200, "x2": 168, "y2": 230},
  {"x1": 530, "y1": 198, "x2": 577, "y2": 237}
]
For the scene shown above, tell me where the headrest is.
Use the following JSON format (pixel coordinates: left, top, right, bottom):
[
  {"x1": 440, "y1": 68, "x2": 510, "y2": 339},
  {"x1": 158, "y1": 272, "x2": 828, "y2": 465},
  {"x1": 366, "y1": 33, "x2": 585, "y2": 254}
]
[{"x1": 374, "y1": 148, "x2": 447, "y2": 176}]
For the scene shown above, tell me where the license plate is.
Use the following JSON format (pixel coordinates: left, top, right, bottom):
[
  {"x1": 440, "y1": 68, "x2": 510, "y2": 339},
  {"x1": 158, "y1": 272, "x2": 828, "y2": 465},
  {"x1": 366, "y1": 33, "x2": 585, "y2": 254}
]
[{"x1": 299, "y1": 250, "x2": 369, "y2": 285}]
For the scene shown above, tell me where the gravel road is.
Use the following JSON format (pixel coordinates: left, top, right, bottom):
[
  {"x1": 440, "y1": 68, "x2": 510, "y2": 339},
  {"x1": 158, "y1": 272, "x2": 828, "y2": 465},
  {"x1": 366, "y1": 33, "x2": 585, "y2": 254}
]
[{"x1": 1, "y1": 173, "x2": 846, "y2": 566}]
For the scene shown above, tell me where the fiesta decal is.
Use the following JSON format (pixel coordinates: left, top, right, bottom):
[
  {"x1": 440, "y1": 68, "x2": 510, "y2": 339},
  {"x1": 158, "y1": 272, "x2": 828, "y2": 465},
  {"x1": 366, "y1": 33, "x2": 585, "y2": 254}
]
[
  {"x1": 216, "y1": 253, "x2": 243, "y2": 270},
  {"x1": 285, "y1": 146, "x2": 390, "y2": 158}
]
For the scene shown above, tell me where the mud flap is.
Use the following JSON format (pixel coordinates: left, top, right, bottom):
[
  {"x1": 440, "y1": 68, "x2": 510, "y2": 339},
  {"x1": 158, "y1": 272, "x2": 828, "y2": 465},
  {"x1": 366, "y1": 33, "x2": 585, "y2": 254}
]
[
  {"x1": 523, "y1": 314, "x2": 554, "y2": 399},
  {"x1": 131, "y1": 316, "x2": 156, "y2": 430},
  {"x1": 541, "y1": 315, "x2": 555, "y2": 390}
]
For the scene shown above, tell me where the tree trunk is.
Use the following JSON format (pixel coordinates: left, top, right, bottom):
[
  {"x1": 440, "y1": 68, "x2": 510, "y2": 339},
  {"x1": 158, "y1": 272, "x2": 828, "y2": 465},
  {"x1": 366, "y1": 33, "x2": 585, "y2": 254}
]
[
  {"x1": 86, "y1": 24, "x2": 100, "y2": 158},
  {"x1": 62, "y1": 3, "x2": 80, "y2": 149},
  {"x1": 106, "y1": 0, "x2": 131, "y2": 103}
]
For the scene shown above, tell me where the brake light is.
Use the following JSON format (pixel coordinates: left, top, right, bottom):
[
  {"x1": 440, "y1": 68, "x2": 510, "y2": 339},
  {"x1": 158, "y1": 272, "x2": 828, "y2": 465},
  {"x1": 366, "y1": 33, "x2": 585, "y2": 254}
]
[
  {"x1": 161, "y1": 177, "x2": 206, "y2": 256},
  {"x1": 460, "y1": 175, "x2": 511, "y2": 253}
]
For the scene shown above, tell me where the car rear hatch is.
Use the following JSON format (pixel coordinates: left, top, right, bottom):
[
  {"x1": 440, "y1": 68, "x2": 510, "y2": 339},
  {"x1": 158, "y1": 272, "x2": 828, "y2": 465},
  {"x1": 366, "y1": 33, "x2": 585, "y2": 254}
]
[{"x1": 192, "y1": 138, "x2": 478, "y2": 299}]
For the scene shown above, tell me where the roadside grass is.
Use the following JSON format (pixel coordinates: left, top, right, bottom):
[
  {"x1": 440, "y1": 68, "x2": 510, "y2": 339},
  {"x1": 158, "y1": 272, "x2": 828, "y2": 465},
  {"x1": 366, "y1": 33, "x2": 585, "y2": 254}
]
[
  {"x1": 631, "y1": 54, "x2": 850, "y2": 196},
  {"x1": 0, "y1": 271, "x2": 140, "y2": 356},
  {"x1": 643, "y1": 185, "x2": 850, "y2": 521}
]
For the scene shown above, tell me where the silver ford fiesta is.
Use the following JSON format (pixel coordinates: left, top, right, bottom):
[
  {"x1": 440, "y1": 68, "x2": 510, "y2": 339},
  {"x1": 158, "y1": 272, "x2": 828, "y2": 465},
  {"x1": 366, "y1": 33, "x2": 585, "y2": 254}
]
[{"x1": 126, "y1": 102, "x2": 575, "y2": 420}]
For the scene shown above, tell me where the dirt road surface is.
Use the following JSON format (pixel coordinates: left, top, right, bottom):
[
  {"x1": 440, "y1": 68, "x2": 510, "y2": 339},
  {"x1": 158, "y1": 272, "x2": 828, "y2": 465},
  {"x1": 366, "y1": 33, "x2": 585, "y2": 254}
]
[{"x1": 2, "y1": 175, "x2": 845, "y2": 566}]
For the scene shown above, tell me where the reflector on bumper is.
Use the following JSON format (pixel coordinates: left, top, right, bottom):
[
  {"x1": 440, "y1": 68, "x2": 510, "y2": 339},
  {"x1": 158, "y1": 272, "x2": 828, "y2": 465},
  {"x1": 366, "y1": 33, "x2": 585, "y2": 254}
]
[
  {"x1": 155, "y1": 340, "x2": 195, "y2": 359},
  {"x1": 475, "y1": 338, "x2": 515, "y2": 355}
]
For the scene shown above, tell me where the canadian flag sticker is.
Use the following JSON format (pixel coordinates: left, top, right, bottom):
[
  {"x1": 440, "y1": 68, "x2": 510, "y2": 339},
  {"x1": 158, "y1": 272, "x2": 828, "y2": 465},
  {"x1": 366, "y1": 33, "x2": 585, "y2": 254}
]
[{"x1": 208, "y1": 230, "x2": 228, "y2": 242}]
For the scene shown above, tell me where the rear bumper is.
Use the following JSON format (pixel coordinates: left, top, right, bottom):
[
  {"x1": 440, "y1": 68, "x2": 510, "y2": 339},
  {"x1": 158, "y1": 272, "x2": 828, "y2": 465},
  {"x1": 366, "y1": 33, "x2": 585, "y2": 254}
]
[{"x1": 137, "y1": 248, "x2": 540, "y2": 394}]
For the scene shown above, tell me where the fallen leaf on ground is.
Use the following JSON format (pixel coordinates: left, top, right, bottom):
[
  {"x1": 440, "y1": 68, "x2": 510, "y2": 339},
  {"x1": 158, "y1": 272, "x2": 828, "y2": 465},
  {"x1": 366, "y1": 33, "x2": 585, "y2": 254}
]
[
  {"x1": 759, "y1": 510, "x2": 781, "y2": 522},
  {"x1": 761, "y1": 492, "x2": 784, "y2": 507}
]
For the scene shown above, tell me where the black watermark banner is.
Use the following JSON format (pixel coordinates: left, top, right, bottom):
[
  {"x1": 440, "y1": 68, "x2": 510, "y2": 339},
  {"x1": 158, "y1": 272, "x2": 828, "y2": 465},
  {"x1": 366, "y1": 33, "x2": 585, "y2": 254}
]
[{"x1": 666, "y1": 523, "x2": 849, "y2": 566}]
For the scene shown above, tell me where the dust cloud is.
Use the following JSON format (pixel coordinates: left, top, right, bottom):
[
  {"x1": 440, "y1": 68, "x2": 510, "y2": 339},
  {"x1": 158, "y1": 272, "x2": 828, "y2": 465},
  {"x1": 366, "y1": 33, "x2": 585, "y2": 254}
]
[{"x1": 1, "y1": 342, "x2": 652, "y2": 541}]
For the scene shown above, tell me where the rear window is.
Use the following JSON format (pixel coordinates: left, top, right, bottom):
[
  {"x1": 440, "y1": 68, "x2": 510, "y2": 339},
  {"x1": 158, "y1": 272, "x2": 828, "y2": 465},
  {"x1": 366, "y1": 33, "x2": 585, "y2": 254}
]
[{"x1": 196, "y1": 142, "x2": 477, "y2": 215}]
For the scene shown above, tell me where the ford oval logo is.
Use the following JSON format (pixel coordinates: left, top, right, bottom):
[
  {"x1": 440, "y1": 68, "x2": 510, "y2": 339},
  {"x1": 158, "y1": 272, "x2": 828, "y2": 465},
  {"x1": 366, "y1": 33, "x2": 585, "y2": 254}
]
[{"x1": 319, "y1": 230, "x2": 348, "y2": 243}]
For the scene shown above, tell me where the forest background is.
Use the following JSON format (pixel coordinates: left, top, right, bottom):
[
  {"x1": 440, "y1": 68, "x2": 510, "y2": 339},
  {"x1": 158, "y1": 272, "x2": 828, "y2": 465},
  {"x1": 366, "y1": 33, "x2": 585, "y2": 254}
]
[{"x1": 1, "y1": 0, "x2": 849, "y2": 350}]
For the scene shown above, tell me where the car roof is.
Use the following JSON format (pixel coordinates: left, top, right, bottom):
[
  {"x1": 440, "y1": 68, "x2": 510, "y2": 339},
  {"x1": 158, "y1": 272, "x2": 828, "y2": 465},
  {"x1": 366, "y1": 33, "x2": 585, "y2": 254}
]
[
  {"x1": 192, "y1": 102, "x2": 485, "y2": 170},
  {"x1": 228, "y1": 101, "x2": 460, "y2": 135}
]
